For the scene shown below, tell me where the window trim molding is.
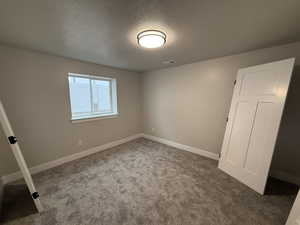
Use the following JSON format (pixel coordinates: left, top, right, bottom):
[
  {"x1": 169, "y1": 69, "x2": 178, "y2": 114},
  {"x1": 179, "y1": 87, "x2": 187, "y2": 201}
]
[
  {"x1": 68, "y1": 73, "x2": 114, "y2": 81},
  {"x1": 67, "y1": 73, "x2": 118, "y2": 123},
  {"x1": 71, "y1": 113, "x2": 119, "y2": 124}
]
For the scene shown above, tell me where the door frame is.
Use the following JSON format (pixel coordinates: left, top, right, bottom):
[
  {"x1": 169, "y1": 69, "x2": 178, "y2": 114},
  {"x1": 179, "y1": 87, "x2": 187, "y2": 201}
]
[{"x1": 0, "y1": 100, "x2": 43, "y2": 212}]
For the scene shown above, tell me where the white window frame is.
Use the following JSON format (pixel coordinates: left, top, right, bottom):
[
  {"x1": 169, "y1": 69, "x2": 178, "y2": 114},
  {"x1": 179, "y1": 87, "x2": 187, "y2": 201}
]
[{"x1": 67, "y1": 73, "x2": 118, "y2": 123}]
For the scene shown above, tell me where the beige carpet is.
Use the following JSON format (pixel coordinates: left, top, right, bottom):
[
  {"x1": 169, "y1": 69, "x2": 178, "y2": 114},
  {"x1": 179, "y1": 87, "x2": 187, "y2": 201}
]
[{"x1": 3, "y1": 138, "x2": 297, "y2": 225}]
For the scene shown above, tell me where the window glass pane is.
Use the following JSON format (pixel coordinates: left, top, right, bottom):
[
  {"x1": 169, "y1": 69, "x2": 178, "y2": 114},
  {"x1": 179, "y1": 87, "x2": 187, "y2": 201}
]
[
  {"x1": 68, "y1": 74, "x2": 117, "y2": 120},
  {"x1": 68, "y1": 76, "x2": 92, "y2": 117},
  {"x1": 92, "y1": 80, "x2": 112, "y2": 113}
]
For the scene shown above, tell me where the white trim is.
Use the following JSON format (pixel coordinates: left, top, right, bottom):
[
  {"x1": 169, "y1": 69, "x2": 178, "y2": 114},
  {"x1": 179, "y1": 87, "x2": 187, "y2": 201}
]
[
  {"x1": 71, "y1": 114, "x2": 119, "y2": 123},
  {"x1": 1, "y1": 133, "x2": 219, "y2": 184},
  {"x1": 0, "y1": 100, "x2": 43, "y2": 212},
  {"x1": 142, "y1": 134, "x2": 219, "y2": 161},
  {"x1": 270, "y1": 170, "x2": 300, "y2": 186},
  {"x1": 1, "y1": 133, "x2": 143, "y2": 184},
  {"x1": 68, "y1": 73, "x2": 114, "y2": 81}
]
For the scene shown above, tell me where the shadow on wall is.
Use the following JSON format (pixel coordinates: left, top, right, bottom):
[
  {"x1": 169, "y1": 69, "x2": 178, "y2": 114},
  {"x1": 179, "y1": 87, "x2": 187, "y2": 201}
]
[{"x1": 270, "y1": 66, "x2": 300, "y2": 186}]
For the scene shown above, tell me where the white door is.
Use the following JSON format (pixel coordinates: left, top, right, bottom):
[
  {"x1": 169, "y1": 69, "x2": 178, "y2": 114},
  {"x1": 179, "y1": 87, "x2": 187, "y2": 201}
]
[
  {"x1": 218, "y1": 58, "x2": 295, "y2": 194},
  {"x1": 0, "y1": 101, "x2": 43, "y2": 212}
]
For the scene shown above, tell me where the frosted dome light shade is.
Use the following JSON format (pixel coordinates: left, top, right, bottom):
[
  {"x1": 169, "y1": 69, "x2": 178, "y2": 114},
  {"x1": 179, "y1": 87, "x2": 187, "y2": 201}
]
[{"x1": 137, "y1": 30, "x2": 166, "y2": 48}]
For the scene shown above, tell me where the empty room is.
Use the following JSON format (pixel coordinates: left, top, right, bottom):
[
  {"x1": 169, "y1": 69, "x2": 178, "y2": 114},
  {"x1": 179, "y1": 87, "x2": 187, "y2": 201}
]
[{"x1": 1, "y1": 0, "x2": 300, "y2": 224}]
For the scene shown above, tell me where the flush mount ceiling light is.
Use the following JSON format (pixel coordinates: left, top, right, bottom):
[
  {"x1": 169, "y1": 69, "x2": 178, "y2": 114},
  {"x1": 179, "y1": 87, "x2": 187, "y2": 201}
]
[{"x1": 137, "y1": 30, "x2": 166, "y2": 49}]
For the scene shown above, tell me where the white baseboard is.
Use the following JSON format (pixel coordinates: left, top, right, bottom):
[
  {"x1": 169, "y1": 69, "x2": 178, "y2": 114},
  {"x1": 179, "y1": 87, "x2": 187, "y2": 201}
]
[
  {"x1": 142, "y1": 134, "x2": 219, "y2": 161},
  {"x1": 0, "y1": 133, "x2": 219, "y2": 184},
  {"x1": 1, "y1": 133, "x2": 143, "y2": 184},
  {"x1": 270, "y1": 170, "x2": 300, "y2": 186}
]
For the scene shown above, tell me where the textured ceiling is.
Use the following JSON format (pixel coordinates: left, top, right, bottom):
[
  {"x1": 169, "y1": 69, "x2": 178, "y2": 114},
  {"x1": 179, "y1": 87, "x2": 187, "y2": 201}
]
[{"x1": 0, "y1": 0, "x2": 300, "y2": 72}]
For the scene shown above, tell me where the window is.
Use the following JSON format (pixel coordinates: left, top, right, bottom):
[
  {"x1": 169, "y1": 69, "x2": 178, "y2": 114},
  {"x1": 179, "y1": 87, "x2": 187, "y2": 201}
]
[{"x1": 68, "y1": 73, "x2": 118, "y2": 121}]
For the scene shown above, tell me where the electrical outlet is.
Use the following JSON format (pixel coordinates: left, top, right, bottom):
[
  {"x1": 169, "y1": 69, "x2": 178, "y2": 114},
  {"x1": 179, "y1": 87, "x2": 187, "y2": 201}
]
[
  {"x1": 78, "y1": 139, "x2": 83, "y2": 146},
  {"x1": 151, "y1": 128, "x2": 155, "y2": 133}
]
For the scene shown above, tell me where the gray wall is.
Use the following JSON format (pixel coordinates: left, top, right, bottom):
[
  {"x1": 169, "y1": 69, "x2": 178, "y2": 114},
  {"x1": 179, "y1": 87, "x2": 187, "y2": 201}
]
[
  {"x1": 1, "y1": 41, "x2": 300, "y2": 182},
  {"x1": 0, "y1": 45, "x2": 142, "y2": 177},
  {"x1": 271, "y1": 66, "x2": 300, "y2": 181},
  {"x1": 142, "y1": 42, "x2": 300, "y2": 158}
]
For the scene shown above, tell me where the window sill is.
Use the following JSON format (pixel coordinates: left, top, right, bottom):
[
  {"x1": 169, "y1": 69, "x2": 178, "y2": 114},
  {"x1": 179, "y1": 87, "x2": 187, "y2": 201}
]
[{"x1": 71, "y1": 113, "x2": 119, "y2": 124}]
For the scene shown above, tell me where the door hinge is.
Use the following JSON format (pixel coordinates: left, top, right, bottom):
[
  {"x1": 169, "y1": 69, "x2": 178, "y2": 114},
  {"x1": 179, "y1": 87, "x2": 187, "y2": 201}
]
[
  {"x1": 234, "y1": 80, "x2": 237, "y2": 85},
  {"x1": 32, "y1": 192, "x2": 40, "y2": 199},
  {"x1": 8, "y1": 136, "x2": 17, "y2": 144},
  {"x1": 226, "y1": 117, "x2": 229, "y2": 123}
]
